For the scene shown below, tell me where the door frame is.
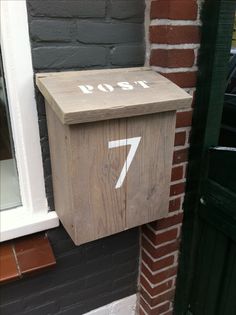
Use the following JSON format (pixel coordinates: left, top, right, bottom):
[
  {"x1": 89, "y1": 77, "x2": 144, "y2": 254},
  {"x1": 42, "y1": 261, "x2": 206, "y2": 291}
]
[{"x1": 174, "y1": 0, "x2": 236, "y2": 314}]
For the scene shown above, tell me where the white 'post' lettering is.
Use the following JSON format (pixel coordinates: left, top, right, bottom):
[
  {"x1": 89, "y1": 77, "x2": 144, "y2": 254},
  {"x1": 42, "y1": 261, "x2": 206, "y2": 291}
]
[
  {"x1": 117, "y1": 82, "x2": 134, "y2": 90},
  {"x1": 108, "y1": 137, "x2": 141, "y2": 189},
  {"x1": 78, "y1": 85, "x2": 94, "y2": 94},
  {"x1": 98, "y1": 84, "x2": 114, "y2": 93},
  {"x1": 134, "y1": 80, "x2": 150, "y2": 89}
]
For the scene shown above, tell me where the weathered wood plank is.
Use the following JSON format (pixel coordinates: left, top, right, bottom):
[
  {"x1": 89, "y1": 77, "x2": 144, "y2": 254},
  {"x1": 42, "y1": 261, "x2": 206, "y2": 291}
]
[
  {"x1": 45, "y1": 104, "x2": 75, "y2": 240},
  {"x1": 41, "y1": 67, "x2": 190, "y2": 245},
  {"x1": 36, "y1": 67, "x2": 192, "y2": 125},
  {"x1": 48, "y1": 112, "x2": 176, "y2": 245},
  {"x1": 69, "y1": 119, "x2": 127, "y2": 245},
  {"x1": 126, "y1": 112, "x2": 175, "y2": 228}
]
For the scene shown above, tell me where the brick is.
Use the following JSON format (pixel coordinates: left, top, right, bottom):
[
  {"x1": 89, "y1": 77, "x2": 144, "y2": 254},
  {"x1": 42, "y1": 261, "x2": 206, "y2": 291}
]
[
  {"x1": 76, "y1": 22, "x2": 144, "y2": 44},
  {"x1": 30, "y1": 20, "x2": 73, "y2": 42},
  {"x1": 140, "y1": 275, "x2": 173, "y2": 297},
  {"x1": 142, "y1": 264, "x2": 178, "y2": 284},
  {"x1": 162, "y1": 72, "x2": 197, "y2": 88},
  {"x1": 150, "y1": 25, "x2": 200, "y2": 44},
  {"x1": 139, "y1": 306, "x2": 147, "y2": 315},
  {"x1": 32, "y1": 46, "x2": 107, "y2": 70},
  {"x1": 154, "y1": 289, "x2": 174, "y2": 306},
  {"x1": 170, "y1": 183, "x2": 185, "y2": 196},
  {"x1": 174, "y1": 131, "x2": 186, "y2": 146},
  {"x1": 142, "y1": 251, "x2": 175, "y2": 272},
  {"x1": 141, "y1": 288, "x2": 157, "y2": 307},
  {"x1": 141, "y1": 288, "x2": 175, "y2": 307},
  {"x1": 143, "y1": 226, "x2": 178, "y2": 246},
  {"x1": 27, "y1": 0, "x2": 106, "y2": 18},
  {"x1": 111, "y1": 0, "x2": 145, "y2": 20},
  {"x1": 150, "y1": 213, "x2": 183, "y2": 230},
  {"x1": 173, "y1": 148, "x2": 189, "y2": 164},
  {"x1": 171, "y1": 166, "x2": 184, "y2": 181},
  {"x1": 176, "y1": 110, "x2": 193, "y2": 128},
  {"x1": 142, "y1": 237, "x2": 180, "y2": 259},
  {"x1": 111, "y1": 44, "x2": 145, "y2": 66},
  {"x1": 169, "y1": 198, "x2": 181, "y2": 212},
  {"x1": 140, "y1": 298, "x2": 170, "y2": 315},
  {"x1": 150, "y1": 49, "x2": 195, "y2": 68},
  {"x1": 151, "y1": 0, "x2": 198, "y2": 20},
  {"x1": 141, "y1": 298, "x2": 152, "y2": 313}
]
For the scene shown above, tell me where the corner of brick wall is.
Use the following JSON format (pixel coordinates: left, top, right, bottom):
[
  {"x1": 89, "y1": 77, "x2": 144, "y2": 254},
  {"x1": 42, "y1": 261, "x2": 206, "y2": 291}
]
[{"x1": 139, "y1": 0, "x2": 202, "y2": 314}]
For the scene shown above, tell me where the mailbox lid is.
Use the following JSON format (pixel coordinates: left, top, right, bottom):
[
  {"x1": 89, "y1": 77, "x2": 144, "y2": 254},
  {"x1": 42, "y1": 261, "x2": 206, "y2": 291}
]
[{"x1": 36, "y1": 67, "x2": 192, "y2": 125}]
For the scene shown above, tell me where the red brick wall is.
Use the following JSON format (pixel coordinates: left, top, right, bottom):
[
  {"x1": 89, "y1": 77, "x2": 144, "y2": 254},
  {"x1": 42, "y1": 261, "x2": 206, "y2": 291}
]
[{"x1": 139, "y1": 1, "x2": 202, "y2": 314}]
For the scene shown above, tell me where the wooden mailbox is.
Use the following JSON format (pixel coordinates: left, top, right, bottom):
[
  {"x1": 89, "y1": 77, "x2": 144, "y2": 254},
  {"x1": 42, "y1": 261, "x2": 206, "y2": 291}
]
[{"x1": 36, "y1": 67, "x2": 192, "y2": 245}]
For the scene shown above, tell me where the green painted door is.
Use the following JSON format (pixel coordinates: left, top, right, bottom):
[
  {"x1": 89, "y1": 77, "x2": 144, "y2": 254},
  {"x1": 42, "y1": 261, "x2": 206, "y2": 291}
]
[
  {"x1": 174, "y1": 2, "x2": 236, "y2": 314},
  {"x1": 189, "y1": 147, "x2": 236, "y2": 315}
]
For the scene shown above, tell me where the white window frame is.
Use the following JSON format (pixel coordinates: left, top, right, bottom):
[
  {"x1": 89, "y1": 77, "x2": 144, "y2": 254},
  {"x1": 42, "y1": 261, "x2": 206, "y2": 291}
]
[{"x1": 0, "y1": 0, "x2": 59, "y2": 241}]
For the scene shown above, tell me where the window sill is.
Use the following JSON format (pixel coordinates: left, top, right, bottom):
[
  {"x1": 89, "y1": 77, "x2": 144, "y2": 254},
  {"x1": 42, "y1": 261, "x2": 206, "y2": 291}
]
[
  {"x1": 0, "y1": 233, "x2": 56, "y2": 285},
  {"x1": 0, "y1": 208, "x2": 59, "y2": 242}
]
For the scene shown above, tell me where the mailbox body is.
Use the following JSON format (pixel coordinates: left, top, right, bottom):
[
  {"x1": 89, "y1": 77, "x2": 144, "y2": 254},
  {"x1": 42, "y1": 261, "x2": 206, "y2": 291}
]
[{"x1": 36, "y1": 68, "x2": 192, "y2": 245}]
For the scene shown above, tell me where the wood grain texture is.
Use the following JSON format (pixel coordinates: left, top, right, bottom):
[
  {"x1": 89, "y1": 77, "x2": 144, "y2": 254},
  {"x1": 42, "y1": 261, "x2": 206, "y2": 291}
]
[
  {"x1": 126, "y1": 112, "x2": 176, "y2": 228},
  {"x1": 46, "y1": 111, "x2": 177, "y2": 245},
  {"x1": 41, "y1": 68, "x2": 190, "y2": 245},
  {"x1": 45, "y1": 104, "x2": 75, "y2": 241},
  {"x1": 69, "y1": 119, "x2": 127, "y2": 245},
  {"x1": 36, "y1": 67, "x2": 192, "y2": 125}
]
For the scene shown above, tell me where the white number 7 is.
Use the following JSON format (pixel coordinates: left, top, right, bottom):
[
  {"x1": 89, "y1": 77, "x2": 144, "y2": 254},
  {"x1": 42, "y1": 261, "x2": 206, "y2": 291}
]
[{"x1": 108, "y1": 137, "x2": 141, "y2": 189}]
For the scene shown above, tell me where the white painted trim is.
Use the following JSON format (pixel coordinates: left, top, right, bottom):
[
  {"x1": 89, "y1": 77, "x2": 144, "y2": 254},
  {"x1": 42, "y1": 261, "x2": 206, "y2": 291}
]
[
  {"x1": 0, "y1": 208, "x2": 58, "y2": 242},
  {"x1": 0, "y1": 0, "x2": 59, "y2": 241},
  {"x1": 83, "y1": 294, "x2": 137, "y2": 315}
]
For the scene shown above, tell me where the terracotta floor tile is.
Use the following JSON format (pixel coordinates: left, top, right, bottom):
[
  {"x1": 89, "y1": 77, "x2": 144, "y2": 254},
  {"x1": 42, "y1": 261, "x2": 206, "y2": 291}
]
[
  {"x1": 0, "y1": 243, "x2": 19, "y2": 284},
  {"x1": 14, "y1": 233, "x2": 56, "y2": 275}
]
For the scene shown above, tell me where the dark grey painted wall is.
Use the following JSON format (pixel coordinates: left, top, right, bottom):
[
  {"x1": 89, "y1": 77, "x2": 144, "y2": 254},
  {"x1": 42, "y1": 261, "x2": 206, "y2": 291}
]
[
  {"x1": 0, "y1": 1, "x2": 145, "y2": 314},
  {"x1": 0, "y1": 228, "x2": 140, "y2": 315}
]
